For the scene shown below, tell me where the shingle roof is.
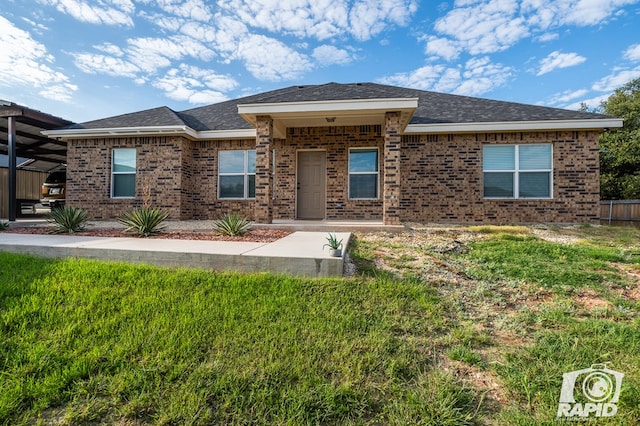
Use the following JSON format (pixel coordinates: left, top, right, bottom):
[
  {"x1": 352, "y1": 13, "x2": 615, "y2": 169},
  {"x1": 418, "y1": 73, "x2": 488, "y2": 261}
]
[
  {"x1": 65, "y1": 82, "x2": 612, "y2": 131},
  {"x1": 64, "y1": 106, "x2": 186, "y2": 130}
]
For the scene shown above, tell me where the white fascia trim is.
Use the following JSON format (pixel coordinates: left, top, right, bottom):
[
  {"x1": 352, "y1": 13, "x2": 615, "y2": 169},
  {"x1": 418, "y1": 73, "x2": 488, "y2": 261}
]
[
  {"x1": 404, "y1": 118, "x2": 623, "y2": 134},
  {"x1": 198, "y1": 129, "x2": 256, "y2": 139},
  {"x1": 238, "y1": 98, "x2": 419, "y2": 115},
  {"x1": 43, "y1": 125, "x2": 199, "y2": 139}
]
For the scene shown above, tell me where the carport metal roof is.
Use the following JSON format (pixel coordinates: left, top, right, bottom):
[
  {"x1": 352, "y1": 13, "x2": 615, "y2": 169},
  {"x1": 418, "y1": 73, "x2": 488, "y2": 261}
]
[
  {"x1": 0, "y1": 100, "x2": 73, "y2": 172},
  {"x1": 1, "y1": 100, "x2": 73, "y2": 221}
]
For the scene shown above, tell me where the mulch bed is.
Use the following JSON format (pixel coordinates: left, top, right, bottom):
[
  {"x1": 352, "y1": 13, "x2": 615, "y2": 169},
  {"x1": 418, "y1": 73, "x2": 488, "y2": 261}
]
[{"x1": 6, "y1": 227, "x2": 291, "y2": 243}]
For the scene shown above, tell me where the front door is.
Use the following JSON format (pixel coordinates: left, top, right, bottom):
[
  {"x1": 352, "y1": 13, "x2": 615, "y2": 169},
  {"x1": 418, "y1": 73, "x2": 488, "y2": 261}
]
[{"x1": 297, "y1": 151, "x2": 326, "y2": 219}]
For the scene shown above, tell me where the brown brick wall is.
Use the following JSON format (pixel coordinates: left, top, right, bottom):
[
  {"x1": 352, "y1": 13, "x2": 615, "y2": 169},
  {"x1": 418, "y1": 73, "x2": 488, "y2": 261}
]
[
  {"x1": 66, "y1": 129, "x2": 600, "y2": 224},
  {"x1": 399, "y1": 131, "x2": 601, "y2": 223},
  {"x1": 274, "y1": 126, "x2": 384, "y2": 220},
  {"x1": 189, "y1": 139, "x2": 257, "y2": 220},
  {"x1": 66, "y1": 136, "x2": 188, "y2": 219}
]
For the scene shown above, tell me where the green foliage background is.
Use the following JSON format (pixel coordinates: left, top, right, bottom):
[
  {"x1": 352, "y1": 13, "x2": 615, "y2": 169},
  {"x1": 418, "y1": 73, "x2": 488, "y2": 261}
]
[{"x1": 598, "y1": 78, "x2": 640, "y2": 199}]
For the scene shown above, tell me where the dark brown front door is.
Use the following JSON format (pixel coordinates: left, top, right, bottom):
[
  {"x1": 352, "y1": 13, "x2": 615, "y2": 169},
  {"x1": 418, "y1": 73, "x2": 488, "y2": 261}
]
[{"x1": 297, "y1": 151, "x2": 326, "y2": 219}]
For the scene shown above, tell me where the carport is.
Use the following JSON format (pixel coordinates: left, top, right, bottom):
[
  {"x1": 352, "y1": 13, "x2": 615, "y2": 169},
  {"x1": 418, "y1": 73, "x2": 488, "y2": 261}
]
[{"x1": 0, "y1": 100, "x2": 73, "y2": 221}]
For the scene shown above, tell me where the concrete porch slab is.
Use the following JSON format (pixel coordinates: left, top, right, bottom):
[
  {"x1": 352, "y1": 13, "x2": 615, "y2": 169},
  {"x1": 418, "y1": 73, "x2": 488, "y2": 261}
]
[{"x1": 0, "y1": 231, "x2": 350, "y2": 277}]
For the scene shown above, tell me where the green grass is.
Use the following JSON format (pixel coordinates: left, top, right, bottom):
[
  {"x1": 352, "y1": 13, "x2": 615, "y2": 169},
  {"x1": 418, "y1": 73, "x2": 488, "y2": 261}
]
[
  {"x1": 2, "y1": 224, "x2": 640, "y2": 425},
  {"x1": 0, "y1": 253, "x2": 477, "y2": 425},
  {"x1": 465, "y1": 234, "x2": 629, "y2": 289}
]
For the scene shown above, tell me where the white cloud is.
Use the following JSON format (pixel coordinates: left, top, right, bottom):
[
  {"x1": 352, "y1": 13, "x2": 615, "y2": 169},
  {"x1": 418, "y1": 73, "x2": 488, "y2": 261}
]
[
  {"x1": 152, "y1": 64, "x2": 237, "y2": 104},
  {"x1": 73, "y1": 35, "x2": 215, "y2": 78},
  {"x1": 537, "y1": 51, "x2": 586, "y2": 75},
  {"x1": 592, "y1": 66, "x2": 640, "y2": 92},
  {"x1": 425, "y1": 36, "x2": 461, "y2": 61},
  {"x1": 312, "y1": 45, "x2": 354, "y2": 66},
  {"x1": 378, "y1": 56, "x2": 512, "y2": 96},
  {"x1": 94, "y1": 43, "x2": 125, "y2": 57},
  {"x1": 456, "y1": 56, "x2": 513, "y2": 95},
  {"x1": 564, "y1": 93, "x2": 610, "y2": 111},
  {"x1": 547, "y1": 88, "x2": 590, "y2": 105},
  {"x1": 0, "y1": 16, "x2": 76, "y2": 102},
  {"x1": 216, "y1": 0, "x2": 416, "y2": 41},
  {"x1": 429, "y1": 0, "x2": 529, "y2": 58},
  {"x1": 72, "y1": 53, "x2": 140, "y2": 77},
  {"x1": 234, "y1": 34, "x2": 313, "y2": 81},
  {"x1": 624, "y1": 43, "x2": 640, "y2": 61},
  {"x1": 428, "y1": 0, "x2": 638, "y2": 60},
  {"x1": 145, "y1": 0, "x2": 212, "y2": 21},
  {"x1": 349, "y1": 0, "x2": 418, "y2": 40},
  {"x1": 40, "y1": 0, "x2": 135, "y2": 26}
]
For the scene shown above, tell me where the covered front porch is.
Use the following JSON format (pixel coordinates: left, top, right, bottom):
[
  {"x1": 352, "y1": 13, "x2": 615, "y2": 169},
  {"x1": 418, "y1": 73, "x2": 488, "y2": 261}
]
[{"x1": 239, "y1": 97, "x2": 418, "y2": 226}]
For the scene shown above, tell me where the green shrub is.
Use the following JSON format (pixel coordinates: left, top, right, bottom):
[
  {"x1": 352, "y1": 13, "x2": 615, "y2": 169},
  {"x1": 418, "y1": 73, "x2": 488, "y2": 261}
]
[
  {"x1": 118, "y1": 207, "x2": 169, "y2": 237},
  {"x1": 213, "y1": 213, "x2": 252, "y2": 236},
  {"x1": 48, "y1": 205, "x2": 88, "y2": 233},
  {"x1": 0, "y1": 221, "x2": 9, "y2": 231}
]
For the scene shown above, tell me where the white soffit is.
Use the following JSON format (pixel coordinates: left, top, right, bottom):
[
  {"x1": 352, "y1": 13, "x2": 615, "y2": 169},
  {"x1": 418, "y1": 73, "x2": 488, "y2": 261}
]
[
  {"x1": 237, "y1": 98, "x2": 419, "y2": 115},
  {"x1": 404, "y1": 118, "x2": 624, "y2": 134},
  {"x1": 43, "y1": 126, "x2": 256, "y2": 140}
]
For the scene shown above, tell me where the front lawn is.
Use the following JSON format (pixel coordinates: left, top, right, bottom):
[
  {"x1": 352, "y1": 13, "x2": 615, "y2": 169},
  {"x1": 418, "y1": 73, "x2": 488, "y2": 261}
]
[
  {"x1": 0, "y1": 253, "x2": 474, "y2": 425},
  {"x1": 1, "y1": 224, "x2": 639, "y2": 425}
]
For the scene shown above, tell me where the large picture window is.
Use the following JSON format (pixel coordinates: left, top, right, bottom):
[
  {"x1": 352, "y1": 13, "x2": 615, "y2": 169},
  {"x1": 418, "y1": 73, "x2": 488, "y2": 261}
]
[
  {"x1": 219, "y1": 150, "x2": 256, "y2": 199},
  {"x1": 483, "y1": 144, "x2": 552, "y2": 199},
  {"x1": 111, "y1": 148, "x2": 136, "y2": 198},
  {"x1": 349, "y1": 148, "x2": 379, "y2": 199}
]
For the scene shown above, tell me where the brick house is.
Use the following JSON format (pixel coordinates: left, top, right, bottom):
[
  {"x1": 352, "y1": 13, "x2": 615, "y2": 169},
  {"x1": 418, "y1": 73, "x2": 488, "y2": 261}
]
[{"x1": 45, "y1": 83, "x2": 622, "y2": 224}]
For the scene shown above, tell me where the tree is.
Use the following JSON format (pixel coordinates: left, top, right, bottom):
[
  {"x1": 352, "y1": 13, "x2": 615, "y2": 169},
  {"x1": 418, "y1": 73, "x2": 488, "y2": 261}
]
[{"x1": 599, "y1": 78, "x2": 640, "y2": 199}]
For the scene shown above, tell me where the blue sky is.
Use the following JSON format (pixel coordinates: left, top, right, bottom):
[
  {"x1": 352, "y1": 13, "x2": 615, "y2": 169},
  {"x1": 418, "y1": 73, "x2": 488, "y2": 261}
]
[{"x1": 1, "y1": 0, "x2": 639, "y2": 124}]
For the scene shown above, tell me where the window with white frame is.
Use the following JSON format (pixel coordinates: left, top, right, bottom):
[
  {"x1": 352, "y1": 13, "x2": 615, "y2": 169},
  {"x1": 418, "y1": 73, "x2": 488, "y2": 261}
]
[
  {"x1": 218, "y1": 150, "x2": 256, "y2": 199},
  {"x1": 111, "y1": 148, "x2": 136, "y2": 198},
  {"x1": 349, "y1": 148, "x2": 379, "y2": 199},
  {"x1": 483, "y1": 144, "x2": 552, "y2": 198}
]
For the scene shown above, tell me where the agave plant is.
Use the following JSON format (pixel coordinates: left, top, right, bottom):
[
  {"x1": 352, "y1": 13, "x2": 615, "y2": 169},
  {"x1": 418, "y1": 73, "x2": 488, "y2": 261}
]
[
  {"x1": 213, "y1": 213, "x2": 252, "y2": 236},
  {"x1": 323, "y1": 233, "x2": 343, "y2": 250},
  {"x1": 118, "y1": 207, "x2": 169, "y2": 237},
  {"x1": 0, "y1": 221, "x2": 10, "y2": 231},
  {"x1": 48, "y1": 205, "x2": 89, "y2": 234}
]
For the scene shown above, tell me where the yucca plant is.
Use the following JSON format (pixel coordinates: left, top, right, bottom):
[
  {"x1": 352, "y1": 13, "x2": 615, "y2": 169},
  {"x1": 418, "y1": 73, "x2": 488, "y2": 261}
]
[
  {"x1": 118, "y1": 207, "x2": 169, "y2": 237},
  {"x1": 48, "y1": 205, "x2": 89, "y2": 234},
  {"x1": 213, "y1": 213, "x2": 252, "y2": 236},
  {"x1": 0, "y1": 221, "x2": 9, "y2": 231}
]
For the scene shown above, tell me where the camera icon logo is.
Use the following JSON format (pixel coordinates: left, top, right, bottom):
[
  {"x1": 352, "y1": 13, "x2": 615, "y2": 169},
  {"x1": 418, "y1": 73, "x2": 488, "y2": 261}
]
[{"x1": 557, "y1": 363, "x2": 624, "y2": 419}]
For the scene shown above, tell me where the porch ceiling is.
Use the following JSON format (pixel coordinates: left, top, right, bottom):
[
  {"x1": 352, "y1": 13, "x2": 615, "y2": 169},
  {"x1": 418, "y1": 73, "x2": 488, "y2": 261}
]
[{"x1": 238, "y1": 98, "x2": 418, "y2": 138}]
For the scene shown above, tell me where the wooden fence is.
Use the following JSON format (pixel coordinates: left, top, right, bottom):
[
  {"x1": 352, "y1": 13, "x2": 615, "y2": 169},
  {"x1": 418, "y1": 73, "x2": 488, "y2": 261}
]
[
  {"x1": 0, "y1": 168, "x2": 47, "y2": 219},
  {"x1": 600, "y1": 200, "x2": 640, "y2": 227}
]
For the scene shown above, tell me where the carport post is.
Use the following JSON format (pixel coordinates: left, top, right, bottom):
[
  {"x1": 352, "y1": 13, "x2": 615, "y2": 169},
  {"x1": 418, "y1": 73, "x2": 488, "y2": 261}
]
[{"x1": 8, "y1": 116, "x2": 16, "y2": 221}]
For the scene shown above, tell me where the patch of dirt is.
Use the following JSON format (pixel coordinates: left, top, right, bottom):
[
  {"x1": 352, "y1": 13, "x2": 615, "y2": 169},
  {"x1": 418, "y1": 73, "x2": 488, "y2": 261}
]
[
  {"x1": 531, "y1": 227, "x2": 582, "y2": 244},
  {"x1": 5, "y1": 227, "x2": 291, "y2": 243},
  {"x1": 573, "y1": 289, "x2": 611, "y2": 310},
  {"x1": 440, "y1": 357, "x2": 510, "y2": 409}
]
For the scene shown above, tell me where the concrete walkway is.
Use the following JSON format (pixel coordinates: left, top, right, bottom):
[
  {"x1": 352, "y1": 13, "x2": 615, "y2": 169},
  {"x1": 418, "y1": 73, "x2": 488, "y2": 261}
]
[{"x1": 0, "y1": 231, "x2": 351, "y2": 277}]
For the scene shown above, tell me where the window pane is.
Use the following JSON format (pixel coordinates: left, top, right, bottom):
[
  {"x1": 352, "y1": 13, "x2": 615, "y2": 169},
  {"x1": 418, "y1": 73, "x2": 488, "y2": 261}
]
[
  {"x1": 519, "y1": 145, "x2": 551, "y2": 170},
  {"x1": 519, "y1": 172, "x2": 550, "y2": 198},
  {"x1": 247, "y1": 150, "x2": 256, "y2": 173},
  {"x1": 113, "y1": 149, "x2": 136, "y2": 172},
  {"x1": 350, "y1": 174, "x2": 377, "y2": 198},
  {"x1": 349, "y1": 150, "x2": 378, "y2": 173},
  {"x1": 484, "y1": 172, "x2": 514, "y2": 197},
  {"x1": 483, "y1": 146, "x2": 515, "y2": 170},
  {"x1": 248, "y1": 175, "x2": 255, "y2": 198},
  {"x1": 219, "y1": 151, "x2": 245, "y2": 174},
  {"x1": 219, "y1": 175, "x2": 244, "y2": 198},
  {"x1": 113, "y1": 174, "x2": 135, "y2": 197}
]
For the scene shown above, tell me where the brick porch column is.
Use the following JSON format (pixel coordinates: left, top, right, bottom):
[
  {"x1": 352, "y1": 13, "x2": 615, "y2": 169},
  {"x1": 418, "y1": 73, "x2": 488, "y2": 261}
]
[
  {"x1": 255, "y1": 115, "x2": 273, "y2": 223},
  {"x1": 383, "y1": 112, "x2": 401, "y2": 225}
]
